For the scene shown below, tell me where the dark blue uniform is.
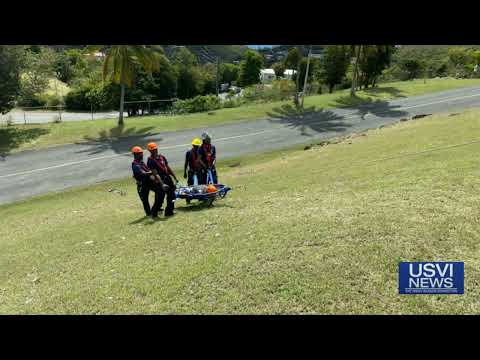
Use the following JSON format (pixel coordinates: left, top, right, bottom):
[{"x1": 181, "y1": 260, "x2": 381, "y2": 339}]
[
  {"x1": 198, "y1": 143, "x2": 218, "y2": 184},
  {"x1": 132, "y1": 160, "x2": 161, "y2": 216},
  {"x1": 147, "y1": 155, "x2": 175, "y2": 216}
]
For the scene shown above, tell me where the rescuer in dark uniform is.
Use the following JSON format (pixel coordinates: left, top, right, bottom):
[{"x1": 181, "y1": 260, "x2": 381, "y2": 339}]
[
  {"x1": 146, "y1": 142, "x2": 178, "y2": 217},
  {"x1": 198, "y1": 132, "x2": 218, "y2": 184},
  {"x1": 131, "y1": 146, "x2": 161, "y2": 217}
]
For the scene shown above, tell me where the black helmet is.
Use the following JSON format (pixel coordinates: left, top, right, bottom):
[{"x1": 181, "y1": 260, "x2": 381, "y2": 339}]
[{"x1": 201, "y1": 132, "x2": 211, "y2": 141}]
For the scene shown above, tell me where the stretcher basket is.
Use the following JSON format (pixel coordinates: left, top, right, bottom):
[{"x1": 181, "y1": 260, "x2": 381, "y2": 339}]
[
  {"x1": 175, "y1": 184, "x2": 232, "y2": 206},
  {"x1": 175, "y1": 169, "x2": 231, "y2": 206}
]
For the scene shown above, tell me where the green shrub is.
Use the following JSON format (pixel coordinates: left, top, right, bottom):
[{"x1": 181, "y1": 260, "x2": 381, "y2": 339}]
[
  {"x1": 16, "y1": 94, "x2": 46, "y2": 108},
  {"x1": 223, "y1": 98, "x2": 242, "y2": 108},
  {"x1": 243, "y1": 80, "x2": 296, "y2": 103},
  {"x1": 65, "y1": 82, "x2": 118, "y2": 111},
  {"x1": 173, "y1": 95, "x2": 222, "y2": 114},
  {"x1": 64, "y1": 88, "x2": 90, "y2": 110},
  {"x1": 39, "y1": 93, "x2": 64, "y2": 107}
]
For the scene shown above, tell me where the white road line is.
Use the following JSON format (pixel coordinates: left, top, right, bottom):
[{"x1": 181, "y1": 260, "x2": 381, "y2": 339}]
[
  {"x1": 0, "y1": 129, "x2": 275, "y2": 179},
  {"x1": 2, "y1": 91, "x2": 480, "y2": 180}
]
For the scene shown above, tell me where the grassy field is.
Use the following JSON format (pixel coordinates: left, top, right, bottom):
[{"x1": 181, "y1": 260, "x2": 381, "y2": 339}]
[
  {"x1": 2, "y1": 78, "x2": 480, "y2": 155},
  {"x1": 2, "y1": 108, "x2": 480, "y2": 314}
]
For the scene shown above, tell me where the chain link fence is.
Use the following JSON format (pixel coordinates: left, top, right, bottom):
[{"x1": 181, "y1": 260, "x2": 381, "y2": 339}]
[{"x1": 0, "y1": 99, "x2": 179, "y2": 126}]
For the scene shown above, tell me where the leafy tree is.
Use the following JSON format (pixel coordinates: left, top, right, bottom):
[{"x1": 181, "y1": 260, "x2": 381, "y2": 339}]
[
  {"x1": 448, "y1": 47, "x2": 473, "y2": 67},
  {"x1": 358, "y1": 45, "x2": 394, "y2": 88},
  {"x1": 399, "y1": 57, "x2": 423, "y2": 80},
  {"x1": 91, "y1": 45, "x2": 164, "y2": 125},
  {"x1": 171, "y1": 48, "x2": 203, "y2": 99},
  {"x1": 0, "y1": 45, "x2": 24, "y2": 114},
  {"x1": 220, "y1": 63, "x2": 239, "y2": 85},
  {"x1": 472, "y1": 50, "x2": 480, "y2": 65},
  {"x1": 284, "y1": 47, "x2": 302, "y2": 72},
  {"x1": 319, "y1": 45, "x2": 350, "y2": 93},
  {"x1": 53, "y1": 51, "x2": 73, "y2": 83},
  {"x1": 238, "y1": 49, "x2": 264, "y2": 87},
  {"x1": 18, "y1": 46, "x2": 56, "y2": 107},
  {"x1": 272, "y1": 62, "x2": 285, "y2": 78},
  {"x1": 133, "y1": 55, "x2": 177, "y2": 102},
  {"x1": 53, "y1": 48, "x2": 100, "y2": 85},
  {"x1": 200, "y1": 63, "x2": 217, "y2": 95}
]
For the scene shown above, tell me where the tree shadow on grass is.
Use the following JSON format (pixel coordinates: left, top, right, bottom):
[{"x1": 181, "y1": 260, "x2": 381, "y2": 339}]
[
  {"x1": 331, "y1": 95, "x2": 409, "y2": 120},
  {"x1": 363, "y1": 86, "x2": 407, "y2": 99},
  {"x1": 0, "y1": 126, "x2": 50, "y2": 160},
  {"x1": 266, "y1": 104, "x2": 351, "y2": 136},
  {"x1": 75, "y1": 125, "x2": 162, "y2": 156}
]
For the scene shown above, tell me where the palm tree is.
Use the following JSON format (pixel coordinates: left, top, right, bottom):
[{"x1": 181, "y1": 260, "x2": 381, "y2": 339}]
[{"x1": 88, "y1": 45, "x2": 163, "y2": 126}]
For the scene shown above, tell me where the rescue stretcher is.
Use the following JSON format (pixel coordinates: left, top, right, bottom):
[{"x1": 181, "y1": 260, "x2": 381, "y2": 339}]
[{"x1": 174, "y1": 170, "x2": 232, "y2": 206}]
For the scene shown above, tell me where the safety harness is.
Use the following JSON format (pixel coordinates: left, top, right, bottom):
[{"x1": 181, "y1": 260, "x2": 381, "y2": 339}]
[
  {"x1": 189, "y1": 147, "x2": 200, "y2": 170},
  {"x1": 149, "y1": 155, "x2": 168, "y2": 174},
  {"x1": 132, "y1": 159, "x2": 150, "y2": 182},
  {"x1": 202, "y1": 143, "x2": 215, "y2": 167}
]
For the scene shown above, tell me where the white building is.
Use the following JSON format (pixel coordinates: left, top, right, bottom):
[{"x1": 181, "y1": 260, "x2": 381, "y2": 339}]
[
  {"x1": 260, "y1": 69, "x2": 276, "y2": 83},
  {"x1": 283, "y1": 69, "x2": 297, "y2": 80}
]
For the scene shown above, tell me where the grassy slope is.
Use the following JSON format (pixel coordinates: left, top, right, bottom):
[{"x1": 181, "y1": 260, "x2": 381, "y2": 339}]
[
  {"x1": 2, "y1": 109, "x2": 480, "y2": 314},
  {"x1": 3, "y1": 78, "x2": 480, "y2": 154}
]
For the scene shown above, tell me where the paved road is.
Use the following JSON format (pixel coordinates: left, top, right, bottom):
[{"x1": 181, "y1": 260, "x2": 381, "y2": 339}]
[
  {"x1": 0, "y1": 110, "x2": 128, "y2": 125},
  {"x1": 2, "y1": 86, "x2": 480, "y2": 205}
]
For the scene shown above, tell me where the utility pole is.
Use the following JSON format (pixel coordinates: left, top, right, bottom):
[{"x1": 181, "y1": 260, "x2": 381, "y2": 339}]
[
  {"x1": 216, "y1": 56, "x2": 220, "y2": 97},
  {"x1": 294, "y1": 45, "x2": 301, "y2": 107},
  {"x1": 301, "y1": 45, "x2": 313, "y2": 109}
]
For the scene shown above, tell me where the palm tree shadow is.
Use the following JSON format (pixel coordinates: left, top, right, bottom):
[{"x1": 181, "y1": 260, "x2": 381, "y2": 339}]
[
  {"x1": 75, "y1": 125, "x2": 162, "y2": 155},
  {"x1": 267, "y1": 104, "x2": 351, "y2": 136},
  {"x1": 332, "y1": 95, "x2": 409, "y2": 120}
]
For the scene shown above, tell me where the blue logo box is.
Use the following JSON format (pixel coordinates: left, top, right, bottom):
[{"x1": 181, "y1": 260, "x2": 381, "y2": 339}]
[{"x1": 399, "y1": 262, "x2": 464, "y2": 294}]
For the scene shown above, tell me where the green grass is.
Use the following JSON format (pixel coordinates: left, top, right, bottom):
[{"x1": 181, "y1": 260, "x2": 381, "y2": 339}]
[
  {"x1": 2, "y1": 108, "x2": 480, "y2": 314},
  {"x1": 3, "y1": 78, "x2": 480, "y2": 155}
]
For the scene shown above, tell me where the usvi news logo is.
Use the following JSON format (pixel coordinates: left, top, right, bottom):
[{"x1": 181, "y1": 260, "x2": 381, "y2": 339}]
[{"x1": 399, "y1": 262, "x2": 464, "y2": 294}]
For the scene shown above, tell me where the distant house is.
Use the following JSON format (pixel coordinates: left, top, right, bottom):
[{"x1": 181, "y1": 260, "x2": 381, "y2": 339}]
[
  {"x1": 260, "y1": 69, "x2": 276, "y2": 83},
  {"x1": 283, "y1": 69, "x2": 297, "y2": 80},
  {"x1": 85, "y1": 51, "x2": 106, "y2": 60}
]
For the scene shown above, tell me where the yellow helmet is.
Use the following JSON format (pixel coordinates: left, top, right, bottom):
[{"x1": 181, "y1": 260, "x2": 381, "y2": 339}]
[{"x1": 192, "y1": 138, "x2": 202, "y2": 146}]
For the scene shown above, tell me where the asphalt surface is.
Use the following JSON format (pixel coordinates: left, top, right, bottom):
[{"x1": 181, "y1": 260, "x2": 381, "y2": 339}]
[{"x1": 2, "y1": 85, "x2": 480, "y2": 205}]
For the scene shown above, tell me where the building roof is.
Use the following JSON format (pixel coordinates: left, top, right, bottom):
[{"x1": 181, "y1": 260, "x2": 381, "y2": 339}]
[{"x1": 260, "y1": 69, "x2": 276, "y2": 75}]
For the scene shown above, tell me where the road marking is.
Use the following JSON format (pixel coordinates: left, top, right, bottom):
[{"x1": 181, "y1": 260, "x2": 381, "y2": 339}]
[
  {"x1": 0, "y1": 130, "x2": 276, "y2": 179},
  {"x1": 2, "y1": 91, "x2": 480, "y2": 180}
]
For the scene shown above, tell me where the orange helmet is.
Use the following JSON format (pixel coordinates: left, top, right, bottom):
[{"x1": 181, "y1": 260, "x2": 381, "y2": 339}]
[
  {"x1": 207, "y1": 185, "x2": 217, "y2": 193},
  {"x1": 131, "y1": 146, "x2": 143, "y2": 154},
  {"x1": 147, "y1": 142, "x2": 158, "y2": 151}
]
